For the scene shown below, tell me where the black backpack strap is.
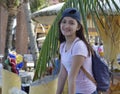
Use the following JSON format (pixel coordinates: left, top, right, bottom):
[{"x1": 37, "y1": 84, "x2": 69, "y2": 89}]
[
  {"x1": 71, "y1": 39, "x2": 97, "y2": 85},
  {"x1": 81, "y1": 66, "x2": 97, "y2": 85}
]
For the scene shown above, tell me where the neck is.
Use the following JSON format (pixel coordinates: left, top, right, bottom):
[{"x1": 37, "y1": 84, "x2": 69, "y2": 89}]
[
  {"x1": 65, "y1": 36, "x2": 76, "y2": 44},
  {"x1": 64, "y1": 36, "x2": 77, "y2": 52}
]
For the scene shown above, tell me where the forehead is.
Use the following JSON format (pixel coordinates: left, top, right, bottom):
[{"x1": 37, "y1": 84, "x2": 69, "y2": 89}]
[{"x1": 62, "y1": 17, "x2": 77, "y2": 22}]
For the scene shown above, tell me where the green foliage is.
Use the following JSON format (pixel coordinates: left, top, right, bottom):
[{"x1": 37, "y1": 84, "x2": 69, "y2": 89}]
[
  {"x1": 0, "y1": 0, "x2": 20, "y2": 8},
  {"x1": 30, "y1": 0, "x2": 48, "y2": 13},
  {"x1": 9, "y1": 0, "x2": 20, "y2": 7},
  {"x1": 13, "y1": 0, "x2": 20, "y2": 7},
  {"x1": 33, "y1": 0, "x2": 120, "y2": 81}
]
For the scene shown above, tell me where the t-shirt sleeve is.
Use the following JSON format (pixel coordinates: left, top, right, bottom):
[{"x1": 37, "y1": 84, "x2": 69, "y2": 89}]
[{"x1": 72, "y1": 41, "x2": 88, "y2": 57}]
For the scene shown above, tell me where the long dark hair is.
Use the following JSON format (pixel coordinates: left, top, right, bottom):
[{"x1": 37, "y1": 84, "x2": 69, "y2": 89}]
[{"x1": 58, "y1": 19, "x2": 94, "y2": 56}]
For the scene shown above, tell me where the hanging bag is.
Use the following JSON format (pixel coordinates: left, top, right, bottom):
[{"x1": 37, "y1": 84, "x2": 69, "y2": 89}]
[{"x1": 81, "y1": 51, "x2": 111, "y2": 92}]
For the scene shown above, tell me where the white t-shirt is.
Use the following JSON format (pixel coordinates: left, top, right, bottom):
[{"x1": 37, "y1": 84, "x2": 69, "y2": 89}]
[
  {"x1": 92, "y1": 44, "x2": 99, "y2": 53},
  {"x1": 60, "y1": 37, "x2": 96, "y2": 94}
]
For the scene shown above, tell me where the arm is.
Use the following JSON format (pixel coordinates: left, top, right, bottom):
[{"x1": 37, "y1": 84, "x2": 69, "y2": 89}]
[
  {"x1": 68, "y1": 55, "x2": 86, "y2": 94},
  {"x1": 56, "y1": 63, "x2": 67, "y2": 94}
]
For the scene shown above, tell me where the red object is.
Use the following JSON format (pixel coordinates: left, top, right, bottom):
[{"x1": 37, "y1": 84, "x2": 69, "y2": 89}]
[
  {"x1": 9, "y1": 58, "x2": 18, "y2": 74},
  {"x1": 9, "y1": 58, "x2": 16, "y2": 66}
]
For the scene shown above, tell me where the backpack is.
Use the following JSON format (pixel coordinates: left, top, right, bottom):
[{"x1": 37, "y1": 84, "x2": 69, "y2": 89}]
[{"x1": 82, "y1": 51, "x2": 111, "y2": 92}]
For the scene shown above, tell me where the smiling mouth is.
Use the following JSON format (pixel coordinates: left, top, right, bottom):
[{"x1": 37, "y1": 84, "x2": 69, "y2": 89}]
[{"x1": 64, "y1": 29, "x2": 71, "y2": 32}]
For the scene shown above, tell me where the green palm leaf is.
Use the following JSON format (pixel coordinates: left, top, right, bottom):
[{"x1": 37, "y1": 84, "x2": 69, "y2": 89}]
[{"x1": 33, "y1": 0, "x2": 120, "y2": 81}]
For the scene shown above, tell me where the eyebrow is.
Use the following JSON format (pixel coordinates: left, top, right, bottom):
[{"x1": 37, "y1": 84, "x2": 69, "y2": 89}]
[{"x1": 62, "y1": 18, "x2": 75, "y2": 22}]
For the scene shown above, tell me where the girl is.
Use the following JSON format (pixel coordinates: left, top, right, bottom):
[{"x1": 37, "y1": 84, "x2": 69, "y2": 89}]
[{"x1": 56, "y1": 8, "x2": 97, "y2": 94}]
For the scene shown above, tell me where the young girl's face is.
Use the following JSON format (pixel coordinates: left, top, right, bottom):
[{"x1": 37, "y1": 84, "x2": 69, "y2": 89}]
[{"x1": 60, "y1": 17, "x2": 80, "y2": 37}]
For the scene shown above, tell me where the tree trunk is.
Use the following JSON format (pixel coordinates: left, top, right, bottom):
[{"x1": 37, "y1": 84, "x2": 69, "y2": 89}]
[
  {"x1": 23, "y1": 1, "x2": 39, "y2": 65},
  {"x1": 4, "y1": 15, "x2": 15, "y2": 59},
  {"x1": 16, "y1": 4, "x2": 28, "y2": 55}
]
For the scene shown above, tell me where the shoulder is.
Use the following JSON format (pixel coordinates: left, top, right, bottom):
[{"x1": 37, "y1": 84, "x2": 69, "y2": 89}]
[
  {"x1": 60, "y1": 42, "x2": 65, "y2": 49},
  {"x1": 72, "y1": 39, "x2": 88, "y2": 57},
  {"x1": 73, "y1": 39, "x2": 87, "y2": 50},
  {"x1": 60, "y1": 42, "x2": 65, "y2": 54}
]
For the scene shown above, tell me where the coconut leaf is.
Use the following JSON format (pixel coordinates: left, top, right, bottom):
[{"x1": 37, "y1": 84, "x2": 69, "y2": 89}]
[{"x1": 33, "y1": 0, "x2": 120, "y2": 81}]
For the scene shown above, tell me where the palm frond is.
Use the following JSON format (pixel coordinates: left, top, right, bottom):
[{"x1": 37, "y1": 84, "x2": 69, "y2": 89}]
[{"x1": 33, "y1": 0, "x2": 120, "y2": 81}]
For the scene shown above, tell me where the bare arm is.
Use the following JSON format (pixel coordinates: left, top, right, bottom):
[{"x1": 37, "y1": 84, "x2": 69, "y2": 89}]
[
  {"x1": 68, "y1": 55, "x2": 86, "y2": 94},
  {"x1": 56, "y1": 63, "x2": 68, "y2": 94}
]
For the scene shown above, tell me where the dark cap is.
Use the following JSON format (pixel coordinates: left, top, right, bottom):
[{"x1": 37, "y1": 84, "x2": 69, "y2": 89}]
[{"x1": 62, "y1": 8, "x2": 81, "y2": 23}]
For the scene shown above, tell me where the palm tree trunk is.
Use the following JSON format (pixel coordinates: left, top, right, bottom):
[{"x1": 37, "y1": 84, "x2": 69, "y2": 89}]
[
  {"x1": 4, "y1": 15, "x2": 15, "y2": 59},
  {"x1": 23, "y1": 1, "x2": 39, "y2": 65},
  {"x1": 2, "y1": 0, "x2": 19, "y2": 69}
]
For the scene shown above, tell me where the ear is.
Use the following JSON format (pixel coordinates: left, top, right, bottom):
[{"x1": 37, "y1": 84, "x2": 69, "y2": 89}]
[{"x1": 77, "y1": 24, "x2": 81, "y2": 31}]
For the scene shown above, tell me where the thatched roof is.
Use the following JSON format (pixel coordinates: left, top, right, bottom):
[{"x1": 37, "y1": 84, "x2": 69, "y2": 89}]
[
  {"x1": 31, "y1": 1, "x2": 120, "y2": 25},
  {"x1": 31, "y1": 3, "x2": 64, "y2": 24}
]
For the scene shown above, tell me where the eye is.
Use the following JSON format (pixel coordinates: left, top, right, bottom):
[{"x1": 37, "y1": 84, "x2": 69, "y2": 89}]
[
  {"x1": 69, "y1": 20, "x2": 75, "y2": 25},
  {"x1": 69, "y1": 22, "x2": 74, "y2": 25},
  {"x1": 61, "y1": 20, "x2": 66, "y2": 24}
]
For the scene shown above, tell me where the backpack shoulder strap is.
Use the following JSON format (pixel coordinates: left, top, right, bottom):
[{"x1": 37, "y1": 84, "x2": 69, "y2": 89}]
[
  {"x1": 71, "y1": 40, "x2": 97, "y2": 85},
  {"x1": 71, "y1": 39, "x2": 97, "y2": 85},
  {"x1": 81, "y1": 66, "x2": 97, "y2": 85}
]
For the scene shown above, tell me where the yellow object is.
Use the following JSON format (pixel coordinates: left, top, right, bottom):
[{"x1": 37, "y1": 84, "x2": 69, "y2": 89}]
[
  {"x1": 2, "y1": 69, "x2": 21, "y2": 94},
  {"x1": 99, "y1": 52, "x2": 104, "y2": 57},
  {"x1": 16, "y1": 54, "x2": 23, "y2": 64},
  {"x1": 29, "y1": 76, "x2": 68, "y2": 94},
  {"x1": 29, "y1": 75, "x2": 58, "y2": 94}
]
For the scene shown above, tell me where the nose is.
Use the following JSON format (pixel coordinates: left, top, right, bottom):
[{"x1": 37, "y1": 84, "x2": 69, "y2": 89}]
[{"x1": 64, "y1": 23, "x2": 70, "y2": 29}]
